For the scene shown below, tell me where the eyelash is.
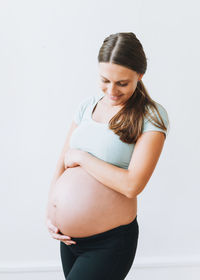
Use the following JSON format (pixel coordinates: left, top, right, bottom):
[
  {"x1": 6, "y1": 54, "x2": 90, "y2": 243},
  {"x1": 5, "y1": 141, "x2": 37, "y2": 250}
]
[{"x1": 101, "y1": 80, "x2": 128, "y2": 87}]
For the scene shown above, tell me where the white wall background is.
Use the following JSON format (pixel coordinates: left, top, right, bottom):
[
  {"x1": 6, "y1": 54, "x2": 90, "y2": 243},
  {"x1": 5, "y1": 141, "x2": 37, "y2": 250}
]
[{"x1": 0, "y1": 0, "x2": 199, "y2": 279}]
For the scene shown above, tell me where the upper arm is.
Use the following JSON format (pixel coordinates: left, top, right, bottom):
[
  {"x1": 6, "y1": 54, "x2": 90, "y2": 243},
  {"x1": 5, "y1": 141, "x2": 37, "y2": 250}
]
[
  {"x1": 50, "y1": 120, "x2": 78, "y2": 184},
  {"x1": 73, "y1": 95, "x2": 93, "y2": 125},
  {"x1": 60, "y1": 95, "x2": 92, "y2": 156},
  {"x1": 61, "y1": 95, "x2": 93, "y2": 155},
  {"x1": 127, "y1": 131, "x2": 166, "y2": 198}
]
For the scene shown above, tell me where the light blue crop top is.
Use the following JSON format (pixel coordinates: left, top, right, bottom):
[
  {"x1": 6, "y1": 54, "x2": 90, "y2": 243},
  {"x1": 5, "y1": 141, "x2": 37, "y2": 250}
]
[{"x1": 69, "y1": 92, "x2": 169, "y2": 170}]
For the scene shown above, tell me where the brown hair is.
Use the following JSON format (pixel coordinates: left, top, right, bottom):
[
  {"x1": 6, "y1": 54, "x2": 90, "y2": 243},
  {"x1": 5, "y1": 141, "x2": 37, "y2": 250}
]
[{"x1": 98, "y1": 32, "x2": 168, "y2": 144}]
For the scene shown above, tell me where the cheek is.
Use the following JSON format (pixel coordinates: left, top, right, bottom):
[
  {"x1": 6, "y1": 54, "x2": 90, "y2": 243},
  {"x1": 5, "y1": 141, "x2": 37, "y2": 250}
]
[
  {"x1": 132, "y1": 82, "x2": 138, "y2": 91},
  {"x1": 126, "y1": 84, "x2": 136, "y2": 94},
  {"x1": 99, "y1": 83, "x2": 107, "y2": 91}
]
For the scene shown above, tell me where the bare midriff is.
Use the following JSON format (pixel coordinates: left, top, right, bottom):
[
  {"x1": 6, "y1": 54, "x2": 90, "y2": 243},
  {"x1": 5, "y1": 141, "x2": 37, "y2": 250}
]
[{"x1": 48, "y1": 166, "x2": 137, "y2": 238}]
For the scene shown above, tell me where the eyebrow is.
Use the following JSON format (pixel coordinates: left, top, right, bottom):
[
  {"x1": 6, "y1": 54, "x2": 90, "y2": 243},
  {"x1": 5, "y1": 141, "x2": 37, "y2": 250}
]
[{"x1": 100, "y1": 75, "x2": 130, "y2": 82}]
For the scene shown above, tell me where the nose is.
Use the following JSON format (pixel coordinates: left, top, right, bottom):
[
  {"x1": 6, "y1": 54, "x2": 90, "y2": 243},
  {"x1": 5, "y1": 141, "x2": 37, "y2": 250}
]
[{"x1": 107, "y1": 83, "x2": 118, "y2": 96}]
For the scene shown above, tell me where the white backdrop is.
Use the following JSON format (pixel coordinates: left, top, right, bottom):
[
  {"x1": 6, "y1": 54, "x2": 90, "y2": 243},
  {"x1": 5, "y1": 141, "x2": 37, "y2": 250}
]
[{"x1": 0, "y1": 0, "x2": 199, "y2": 279}]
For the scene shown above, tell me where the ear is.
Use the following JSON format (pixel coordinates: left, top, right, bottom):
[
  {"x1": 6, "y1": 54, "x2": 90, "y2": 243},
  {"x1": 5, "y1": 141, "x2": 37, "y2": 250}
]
[{"x1": 138, "y1": 73, "x2": 144, "y2": 81}]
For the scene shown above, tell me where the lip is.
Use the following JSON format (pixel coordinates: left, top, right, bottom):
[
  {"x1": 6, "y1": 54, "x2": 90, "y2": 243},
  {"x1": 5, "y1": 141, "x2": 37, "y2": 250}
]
[{"x1": 109, "y1": 94, "x2": 122, "y2": 100}]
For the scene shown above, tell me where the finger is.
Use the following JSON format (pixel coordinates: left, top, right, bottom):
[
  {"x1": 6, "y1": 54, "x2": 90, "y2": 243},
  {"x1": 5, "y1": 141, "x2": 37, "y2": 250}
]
[
  {"x1": 63, "y1": 241, "x2": 71, "y2": 245},
  {"x1": 62, "y1": 240, "x2": 77, "y2": 245},
  {"x1": 51, "y1": 232, "x2": 72, "y2": 240},
  {"x1": 47, "y1": 221, "x2": 59, "y2": 233},
  {"x1": 48, "y1": 228, "x2": 58, "y2": 235},
  {"x1": 64, "y1": 239, "x2": 76, "y2": 244},
  {"x1": 52, "y1": 234, "x2": 76, "y2": 244},
  {"x1": 48, "y1": 226, "x2": 57, "y2": 234},
  {"x1": 49, "y1": 225, "x2": 59, "y2": 233}
]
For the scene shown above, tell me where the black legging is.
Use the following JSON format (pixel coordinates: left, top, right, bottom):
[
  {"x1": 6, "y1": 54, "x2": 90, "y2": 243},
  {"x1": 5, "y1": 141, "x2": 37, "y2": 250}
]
[{"x1": 60, "y1": 216, "x2": 139, "y2": 280}]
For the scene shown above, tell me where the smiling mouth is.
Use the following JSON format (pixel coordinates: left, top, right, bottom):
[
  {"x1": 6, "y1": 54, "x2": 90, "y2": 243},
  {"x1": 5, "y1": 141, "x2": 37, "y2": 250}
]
[{"x1": 109, "y1": 94, "x2": 122, "y2": 100}]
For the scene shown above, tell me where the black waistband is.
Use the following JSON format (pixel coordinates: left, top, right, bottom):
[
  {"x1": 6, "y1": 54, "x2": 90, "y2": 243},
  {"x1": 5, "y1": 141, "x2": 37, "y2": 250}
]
[{"x1": 71, "y1": 215, "x2": 138, "y2": 242}]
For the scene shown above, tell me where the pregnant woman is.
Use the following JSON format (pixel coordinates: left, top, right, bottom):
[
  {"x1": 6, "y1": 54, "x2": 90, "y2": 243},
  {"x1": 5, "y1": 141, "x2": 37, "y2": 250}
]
[{"x1": 46, "y1": 32, "x2": 170, "y2": 280}]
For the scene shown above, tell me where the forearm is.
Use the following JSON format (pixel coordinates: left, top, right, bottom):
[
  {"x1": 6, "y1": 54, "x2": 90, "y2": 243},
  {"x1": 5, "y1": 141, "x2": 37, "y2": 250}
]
[{"x1": 79, "y1": 152, "x2": 130, "y2": 198}]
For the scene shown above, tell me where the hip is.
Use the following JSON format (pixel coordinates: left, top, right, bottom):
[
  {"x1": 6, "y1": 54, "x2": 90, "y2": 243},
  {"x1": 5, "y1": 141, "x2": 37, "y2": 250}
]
[{"x1": 67, "y1": 215, "x2": 139, "y2": 256}]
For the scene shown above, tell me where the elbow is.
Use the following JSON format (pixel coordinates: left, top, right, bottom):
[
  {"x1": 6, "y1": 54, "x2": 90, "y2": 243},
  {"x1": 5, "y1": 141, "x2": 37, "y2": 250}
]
[
  {"x1": 126, "y1": 182, "x2": 144, "y2": 199},
  {"x1": 126, "y1": 189, "x2": 137, "y2": 199},
  {"x1": 125, "y1": 172, "x2": 147, "y2": 198},
  {"x1": 126, "y1": 184, "x2": 137, "y2": 199},
  {"x1": 126, "y1": 177, "x2": 136, "y2": 198}
]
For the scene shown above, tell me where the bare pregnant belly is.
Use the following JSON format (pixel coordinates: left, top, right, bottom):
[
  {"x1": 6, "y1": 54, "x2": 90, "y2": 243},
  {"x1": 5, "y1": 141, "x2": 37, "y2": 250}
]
[{"x1": 48, "y1": 166, "x2": 137, "y2": 237}]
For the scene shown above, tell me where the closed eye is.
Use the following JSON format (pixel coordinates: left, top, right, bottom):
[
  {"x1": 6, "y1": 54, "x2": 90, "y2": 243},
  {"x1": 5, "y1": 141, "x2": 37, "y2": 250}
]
[
  {"x1": 119, "y1": 83, "x2": 128, "y2": 87},
  {"x1": 101, "y1": 80, "x2": 128, "y2": 87}
]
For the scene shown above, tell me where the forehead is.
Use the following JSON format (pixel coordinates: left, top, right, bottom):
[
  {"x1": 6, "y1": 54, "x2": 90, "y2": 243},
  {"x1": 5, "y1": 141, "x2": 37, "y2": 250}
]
[{"x1": 98, "y1": 62, "x2": 136, "y2": 81}]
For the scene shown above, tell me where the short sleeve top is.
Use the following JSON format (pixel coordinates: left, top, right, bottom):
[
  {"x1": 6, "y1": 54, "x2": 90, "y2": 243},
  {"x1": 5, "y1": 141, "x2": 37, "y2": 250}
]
[{"x1": 70, "y1": 92, "x2": 170, "y2": 169}]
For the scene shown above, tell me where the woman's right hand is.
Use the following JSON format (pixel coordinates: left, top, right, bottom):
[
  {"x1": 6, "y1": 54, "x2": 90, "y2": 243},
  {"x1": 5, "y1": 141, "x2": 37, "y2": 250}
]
[{"x1": 46, "y1": 218, "x2": 76, "y2": 245}]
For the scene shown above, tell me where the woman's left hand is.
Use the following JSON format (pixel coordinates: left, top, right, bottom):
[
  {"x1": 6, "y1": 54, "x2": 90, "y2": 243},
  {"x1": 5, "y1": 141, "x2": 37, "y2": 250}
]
[
  {"x1": 64, "y1": 148, "x2": 84, "y2": 169},
  {"x1": 46, "y1": 219, "x2": 76, "y2": 245}
]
